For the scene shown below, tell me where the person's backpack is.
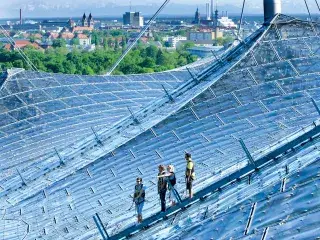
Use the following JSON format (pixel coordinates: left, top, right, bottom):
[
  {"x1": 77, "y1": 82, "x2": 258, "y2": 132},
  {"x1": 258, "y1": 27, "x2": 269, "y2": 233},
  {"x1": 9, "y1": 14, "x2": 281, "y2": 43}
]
[{"x1": 158, "y1": 173, "x2": 167, "y2": 192}]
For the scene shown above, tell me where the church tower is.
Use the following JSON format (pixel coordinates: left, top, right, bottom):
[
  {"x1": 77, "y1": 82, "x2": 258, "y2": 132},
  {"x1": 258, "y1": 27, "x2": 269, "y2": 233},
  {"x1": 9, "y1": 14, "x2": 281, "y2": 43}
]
[
  {"x1": 82, "y1": 13, "x2": 88, "y2": 27},
  {"x1": 88, "y1": 13, "x2": 94, "y2": 28},
  {"x1": 194, "y1": 8, "x2": 200, "y2": 25}
]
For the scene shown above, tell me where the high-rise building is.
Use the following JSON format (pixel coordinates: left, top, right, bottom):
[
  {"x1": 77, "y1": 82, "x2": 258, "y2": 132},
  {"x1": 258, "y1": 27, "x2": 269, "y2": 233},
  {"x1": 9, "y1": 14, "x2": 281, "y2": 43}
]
[
  {"x1": 132, "y1": 12, "x2": 144, "y2": 27},
  {"x1": 206, "y1": 3, "x2": 211, "y2": 20},
  {"x1": 211, "y1": 0, "x2": 214, "y2": 21},
  {"x1": 123, "y1": 12, "x2": 144, "y2": 27},
  {"x1": 123, "y1": 12, "x2": 135, "y2": 25}
]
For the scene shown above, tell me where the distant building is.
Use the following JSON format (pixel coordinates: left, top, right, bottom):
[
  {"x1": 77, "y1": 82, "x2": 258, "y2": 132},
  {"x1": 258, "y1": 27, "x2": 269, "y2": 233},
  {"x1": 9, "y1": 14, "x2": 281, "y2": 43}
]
[
  {"x1": 80, "y1": 13, "x2": 94, "y2": 28},
  {"x1": 68, "y1": 19, "x2": 76, "y2": 28},
  {"x1": 163, "y1": 36, "x2": 187, "y2": 48},
  {"x1": 218, "y1": 16, "x2": 237, "y2": 29},
  {"x1": 187, "y1": 30, "x2": 223, "y2": 44},
  {"x1": 194, "y1": 8, "x2": 200, "y2": 25},
  {"x1": 45, "y1": 32, "x2": 59, "y2": 40},
  {"x1": 11, "y1": 24, "x2": 41, "y2": 32},
  {"x1": 82, "y1": 13, "x2": 88, "y2": 27},
  {"x1": 133, "y1": 12, "x2": 144, "y2": 27},
  {"x1": 60, "y1": 32, "x2": 75, "y2": 44},
  {"x1": 4, "y1": 40, "x2": 42, "y2": 51},
  {"x1": 123, "y1": 12, "x2": 144, "y2": 27},
  {"x1": 187, "y1": 45, "x2": 223, "y2": 58},
  {"x1": 123, "y1": 12, "x2": 134, "y2": 25},
  {"x1": 206, "y1": 3, "x2": 211, "y2": 20},
  {"x1": 72, "y1": 26, "x2": 94, "y2": 33},
  {"x1": 77, "y1": 34, "x2": 91, "y2": 46}
]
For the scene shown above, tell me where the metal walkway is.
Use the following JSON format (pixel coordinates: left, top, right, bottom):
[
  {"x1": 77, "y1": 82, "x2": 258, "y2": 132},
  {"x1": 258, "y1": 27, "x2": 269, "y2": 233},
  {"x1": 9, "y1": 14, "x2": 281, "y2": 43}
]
[{"x1": 95, "y1": 119, "x2": 320, "y2": 240}]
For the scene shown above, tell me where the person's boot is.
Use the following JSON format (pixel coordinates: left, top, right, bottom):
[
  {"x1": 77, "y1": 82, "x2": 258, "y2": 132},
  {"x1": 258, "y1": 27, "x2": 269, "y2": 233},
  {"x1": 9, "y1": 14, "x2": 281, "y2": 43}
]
[
  {"x1": 139, "y1": 215, "x2": 143, "y2": 223},
  {"x1": 137, "y1": 215, "x2": 140, "y2": 223}
]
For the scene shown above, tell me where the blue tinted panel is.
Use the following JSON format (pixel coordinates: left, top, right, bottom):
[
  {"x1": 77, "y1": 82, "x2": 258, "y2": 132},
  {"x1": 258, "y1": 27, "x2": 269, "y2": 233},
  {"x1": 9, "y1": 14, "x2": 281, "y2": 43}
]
[
  {"x1": 55, "y1": 108, "x2": 86, "y2": 118},
  {"x1": 45, "y1": 86, "x2": 77, "y2": 98},
  {"x1": 36, "y1": 100, "x2": 68, "y2": 112},
  {"x1": 62, "y1": 96, "x2": 95, "y2": 107},
  {"x1": 8, "y1": 106, "x2": 39, "y2": 121},
  {"x1": 5, "y1": 79, "x2": 35, "y2": 93},
  {"x1": 70, "y1": 85, "x2": 102, "y2": 95},
  {"x1": 0, "y1": 95, "x2": 25, "y2": 111},
  {"x1": 17, "y1": 90, "x2": 51, "y2": 104},
  {"x1": 0, "y1": 113, "x2": 15, "y2": 125},
  {"x1": 88, "y1": 93, "x2": 119, "y2": 103},
  {"x1": 27, "y1": 113, "x2": 60, "y2": 125},
  {"x1": 30, "y1": 78, "x2": 60, "y2": 88}
]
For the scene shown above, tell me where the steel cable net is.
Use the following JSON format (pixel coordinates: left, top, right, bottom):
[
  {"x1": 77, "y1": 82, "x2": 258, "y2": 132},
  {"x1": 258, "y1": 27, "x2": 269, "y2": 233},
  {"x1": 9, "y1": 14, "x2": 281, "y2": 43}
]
[{"x1": 1, "y1": 15, "x2": 320, "y2": 239}]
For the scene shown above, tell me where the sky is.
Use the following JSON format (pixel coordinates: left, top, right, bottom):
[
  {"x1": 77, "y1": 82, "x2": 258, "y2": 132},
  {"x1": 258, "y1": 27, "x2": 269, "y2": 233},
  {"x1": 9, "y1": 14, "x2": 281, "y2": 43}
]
[{"x1": 0, "y1": 0, "x2": 319, "y2": 18}]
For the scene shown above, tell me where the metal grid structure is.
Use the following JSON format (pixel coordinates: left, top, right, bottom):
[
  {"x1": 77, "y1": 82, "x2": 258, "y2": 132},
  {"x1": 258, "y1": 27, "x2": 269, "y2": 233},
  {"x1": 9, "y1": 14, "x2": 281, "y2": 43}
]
[{"x1": 0, "y1": 14, "x2": 320, "y2": 239}]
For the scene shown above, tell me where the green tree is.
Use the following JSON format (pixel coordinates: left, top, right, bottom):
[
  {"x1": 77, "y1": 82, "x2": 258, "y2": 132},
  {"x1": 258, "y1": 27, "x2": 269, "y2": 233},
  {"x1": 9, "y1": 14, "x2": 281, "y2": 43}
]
[
  {"x1": 121, "y1": 36, "x2": 126, "y2": 50},
  {"x1": 103, "y1": 38, "x2": 108, "y2": 49},
  {"x1": 71, "y1": 38, "x2": 80, "y2": 45},
  {"x1": 141, "y1": 57, "x2": 156, "y2": 68},
  {"x1": 145, "y1": 45, "x2": 158, "y2": 59},
  {"x1": 83, "y1": 65, "x2": 95, "y2": 75},
  {"x1": 156, "y1": 49, "x2": 166, "y2": 65},
  {"x1": 13, "y1": 59, "x2": 24, "y2": 68},
  {"x1": 114, "y1": 39, "x2": 119, "y2": 50},
  {"x1": 107, "y1": 38, "x2": 113, "y2": 48},
  {"x1": 29, "y1": 36, "x2": 36, "y2": 43},
  {"x1": 52, "y1": 39, "x2": 67, "y2": 48}
]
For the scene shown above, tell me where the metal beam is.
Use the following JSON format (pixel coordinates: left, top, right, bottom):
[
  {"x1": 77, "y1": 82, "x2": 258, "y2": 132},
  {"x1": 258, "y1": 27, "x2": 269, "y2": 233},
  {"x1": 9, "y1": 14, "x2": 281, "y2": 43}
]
[
  {"x1": 303, "y1": 0, "x2": 317, "y2": 34},
  {"x1": 127, "y1": 106, "x2": 139, "y2": 124},
  {"x1": 16, "y1": 168, "x2": 27, "y2": 186},
  {"x1": 91, "y1": 127, "x2": 103, "y2": 146},
  {"x1": 93, "y1": 213, "x2": 109, "y2": 240},
  {"x1": 161, "y1": 84, "x2": 174, "y2": 102},
  {"x1": 239, "y1": 138, "x2": 257, "y2": 168},
  {"x1": 186, "y1": 67, "x2": 199, "y2": 82},
  {"x1": 54, "y1": 148, "x2": 65, "y2": 166}
]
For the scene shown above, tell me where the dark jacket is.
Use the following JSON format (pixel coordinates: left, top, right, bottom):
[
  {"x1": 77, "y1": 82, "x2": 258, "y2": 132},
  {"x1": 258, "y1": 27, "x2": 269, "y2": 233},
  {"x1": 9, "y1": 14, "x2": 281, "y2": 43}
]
[
  {"x1": 158, "y1": 171, "x2": 167, "y2": 193},
  {"x1": 133, "y1": 184, "x2": 145, "y2": 204}
]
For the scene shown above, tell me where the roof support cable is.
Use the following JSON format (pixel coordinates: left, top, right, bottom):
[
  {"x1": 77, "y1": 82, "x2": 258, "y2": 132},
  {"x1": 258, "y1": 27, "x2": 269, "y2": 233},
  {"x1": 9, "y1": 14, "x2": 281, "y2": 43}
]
[
  {"x1": 315, "y1": 0, "x2": 320, "y2": 12},
  {"x1": 0, "y1": 25, "x2": 39, "y2": 71},
  {"x1": 237, "y1": 0, "x2": 247, "y2": 41},
  {"x1": 303, "y1": 0, "x2": 318, "y2": 35},
  {"x1": 106, "y1": 0, "x2": 170, "y2": 75}
]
